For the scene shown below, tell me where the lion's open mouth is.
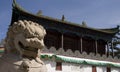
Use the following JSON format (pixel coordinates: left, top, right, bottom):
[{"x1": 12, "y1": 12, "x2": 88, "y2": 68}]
[
  {"x1": 18, "y1": 41, "x2": 39, "y2": 58},
  {"x1": 18, "y1": 41, "x2": 38, "y2": 52}
]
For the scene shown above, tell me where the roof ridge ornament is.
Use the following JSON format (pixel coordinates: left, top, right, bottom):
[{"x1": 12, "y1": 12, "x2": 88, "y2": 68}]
[
  {"x1": 12, "y1": 0, "x2": 25, "y2": 11},
  {"x1": 62, "y1": 15, "x2": 65, "y2": 21},
  {"x1": 82, "y1": 21, "x2": 87, "y2": 27},
  {"x1": 37, "y1": 10, "x2": 42, "y2": 16},
  {"x1": 12, "y1": 0, "x2": 17, "y2": 7}
]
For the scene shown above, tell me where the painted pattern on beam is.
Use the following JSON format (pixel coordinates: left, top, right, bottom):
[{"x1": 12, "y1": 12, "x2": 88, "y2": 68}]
[{"x1": 41, "y1": 53, "x2": 120, "y2": 68}]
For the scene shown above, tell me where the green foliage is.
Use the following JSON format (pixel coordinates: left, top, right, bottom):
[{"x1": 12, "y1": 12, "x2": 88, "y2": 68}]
[{"x1": 112, "y1": 29, "x2": 120, "y2": 57}]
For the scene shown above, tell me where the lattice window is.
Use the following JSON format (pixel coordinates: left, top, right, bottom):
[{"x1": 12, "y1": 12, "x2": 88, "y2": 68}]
[
  {"x1": 97, "y1": 40, "x2": 106, "y2": 55},
  {"x1": 45, "y1": 32, "x2": 61, "y2": 49},
  {"x1": 64, "y1": 35, "x2": 79, "y2": 51},
  {"x1": 82, "y1": 37, "x2": 95, "y2": 54}
]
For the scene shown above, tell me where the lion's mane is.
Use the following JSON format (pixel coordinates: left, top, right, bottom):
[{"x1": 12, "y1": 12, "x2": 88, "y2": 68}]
[{"x1": 5, "y1": 20, "x2": 46, "y2": 55}]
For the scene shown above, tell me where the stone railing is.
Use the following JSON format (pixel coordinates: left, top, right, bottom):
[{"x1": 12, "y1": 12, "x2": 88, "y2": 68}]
[{"x1": 42, "y1": 47, "x2": 120, "y2": 62}]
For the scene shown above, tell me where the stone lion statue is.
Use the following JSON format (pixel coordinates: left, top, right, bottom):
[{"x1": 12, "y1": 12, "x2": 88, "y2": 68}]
[{"x1": 0, "y1": 20, "x2": 47, "y2": 72}]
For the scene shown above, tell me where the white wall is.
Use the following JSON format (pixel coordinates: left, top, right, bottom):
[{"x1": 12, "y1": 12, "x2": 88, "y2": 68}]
[
  {"x1": 44, "y1": 61, "x2": 56, "y2": 72},
  {"x1": 44, "y1": 60, "x2": 120, "y2": 72},
  {"x1": 111, "y1": 68, "x2": 120, "y2": 72},
  {"x1": 44, "y1": 60, "x2": 92, "y2": 72},
  {"x1": 97, "y1": 66, "x2": 106, "y2": 72}
]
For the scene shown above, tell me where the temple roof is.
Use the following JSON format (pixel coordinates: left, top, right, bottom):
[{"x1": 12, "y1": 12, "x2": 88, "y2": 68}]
[
  {"x1": 98, "y1": 26, "x2": 119, "y2": 34},
  {"x1": 12, "y1": 0, "x2": 119, "y2": 35}
]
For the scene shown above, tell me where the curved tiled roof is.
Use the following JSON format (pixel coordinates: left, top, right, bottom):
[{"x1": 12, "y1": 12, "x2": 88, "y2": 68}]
[
  {"x1": 12, "y1": 0, "x2": 119, "y2": 35},
  {"x1": 98, "y1": 26, "x2": 119, "y2": 34}
]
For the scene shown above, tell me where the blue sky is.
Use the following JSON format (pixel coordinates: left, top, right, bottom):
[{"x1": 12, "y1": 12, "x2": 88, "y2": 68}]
[{"x1": 0, "y1": 0, "x2": 120, "y2": 40}]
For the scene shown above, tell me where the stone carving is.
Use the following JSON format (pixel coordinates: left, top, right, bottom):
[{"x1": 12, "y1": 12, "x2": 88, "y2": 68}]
[
  {"x1": 57, "y1": 48, "x2": 66, "y2": 55},
  {"x1": 42, "y1": 47, "x2": 120, "y2": 62},
  {"x1": 65, "y1": 49, "x2": 74, "y2": 56},
  {"x1": 49, "y1": 47, "x2": 56, "y2": 54},
  {"x1": 0, "y1": 20, "x2": 47, "y2": 72}
]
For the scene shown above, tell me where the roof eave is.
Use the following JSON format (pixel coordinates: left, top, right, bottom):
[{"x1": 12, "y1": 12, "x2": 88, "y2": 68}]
[{"x1": 12, "y1": 0, "x2": 119, "y2": 35}]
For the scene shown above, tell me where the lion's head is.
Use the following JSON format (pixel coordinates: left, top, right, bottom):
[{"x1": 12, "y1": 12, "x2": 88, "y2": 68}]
[{"x1": 5, "y1": 20, "x2": 46, "y2": 58}]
